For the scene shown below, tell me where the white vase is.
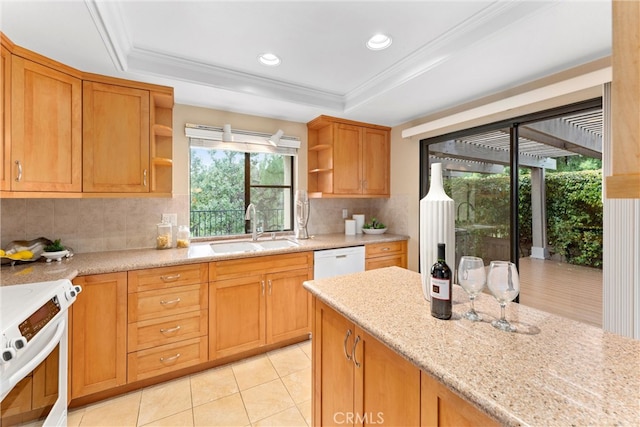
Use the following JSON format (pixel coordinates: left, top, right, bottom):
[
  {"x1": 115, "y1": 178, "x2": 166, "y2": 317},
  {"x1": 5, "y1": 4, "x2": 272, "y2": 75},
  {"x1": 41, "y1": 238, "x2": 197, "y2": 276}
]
[{"x1": 420, "y1": 163, "x2": 455, "y2": 301}]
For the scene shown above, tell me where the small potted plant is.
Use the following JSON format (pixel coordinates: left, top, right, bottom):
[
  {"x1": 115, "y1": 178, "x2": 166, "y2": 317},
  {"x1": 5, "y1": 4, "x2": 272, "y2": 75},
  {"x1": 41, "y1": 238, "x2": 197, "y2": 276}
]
[
  {"x1": 362, "y1": 218, "x2": 387, "y2": 234},
  {"x1": 42, "y1": 239, "x2": 69, "y2": 262}
]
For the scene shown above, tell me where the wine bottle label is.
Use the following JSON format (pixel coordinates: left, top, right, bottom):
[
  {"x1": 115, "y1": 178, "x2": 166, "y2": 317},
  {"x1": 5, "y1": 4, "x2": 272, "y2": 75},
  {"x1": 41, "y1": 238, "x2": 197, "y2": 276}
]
[{"x1": 430, "y1": 277, "x2": 450, "y2": 300}]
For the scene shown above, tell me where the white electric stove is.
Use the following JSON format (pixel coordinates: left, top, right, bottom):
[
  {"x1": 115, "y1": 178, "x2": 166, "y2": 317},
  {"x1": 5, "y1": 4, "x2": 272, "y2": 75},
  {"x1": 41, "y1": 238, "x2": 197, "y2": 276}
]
[{"x1": 1, "y1": 279, "x2": 81, "y2": 426}]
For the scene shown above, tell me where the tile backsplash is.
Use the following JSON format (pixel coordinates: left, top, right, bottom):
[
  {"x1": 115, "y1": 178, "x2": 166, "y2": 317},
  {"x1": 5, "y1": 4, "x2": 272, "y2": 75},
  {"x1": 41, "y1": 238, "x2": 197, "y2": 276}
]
[
  {"x1": 0, "y1": 196, "x2": 190, "y2": 253},
  {"x1": 0, "y1": 194, "x2": 409, "y2": 253}
]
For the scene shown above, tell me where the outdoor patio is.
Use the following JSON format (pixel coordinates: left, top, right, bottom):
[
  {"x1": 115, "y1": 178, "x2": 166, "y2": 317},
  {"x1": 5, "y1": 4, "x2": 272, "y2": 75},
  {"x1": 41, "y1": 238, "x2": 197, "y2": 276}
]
[{"x1": 518, "y1": 257, "x2": 603, "y2": 328}]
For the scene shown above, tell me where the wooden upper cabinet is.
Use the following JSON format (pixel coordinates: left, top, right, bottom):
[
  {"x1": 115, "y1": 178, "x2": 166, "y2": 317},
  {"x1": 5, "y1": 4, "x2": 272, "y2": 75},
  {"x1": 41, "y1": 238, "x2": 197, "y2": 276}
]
[
  {"x1": 1, "y1": 35, "x2": 12, "y2": 191},
  {"x1": 362, "y1": 127, "x2": 390, "y2": 195},
  {"x1": 607, "y1": 0, "x2": 640, "y2": 198},
  {"x1": 83, "y1": 81, "x2": 150, "y2": 193},
  {"x1": 0, "y1": 32, "x2": 173, "y2": 198},
  {"x1": 308, "y1": 115, "x2": 390, "y2": 198},
  {"x1": 333, "y1": 124, "x2": 363, "y2": 195},
  {"x1": 10, "y1": 54, "x2": 82, "y2": 192}
]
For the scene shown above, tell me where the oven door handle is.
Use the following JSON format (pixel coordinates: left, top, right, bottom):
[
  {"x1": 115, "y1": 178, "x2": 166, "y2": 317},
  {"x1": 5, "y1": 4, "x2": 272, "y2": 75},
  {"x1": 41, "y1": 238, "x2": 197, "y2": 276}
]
[{"x1": 1, "y1": 319, "x2": 66, "y2": 400}]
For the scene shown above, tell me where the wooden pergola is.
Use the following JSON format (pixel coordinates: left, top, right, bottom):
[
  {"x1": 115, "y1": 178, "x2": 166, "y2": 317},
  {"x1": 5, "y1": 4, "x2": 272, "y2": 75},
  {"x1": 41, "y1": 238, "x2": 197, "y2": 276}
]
[{"x1": 430, "y1": 108, "x2": 603, "y2": 260}]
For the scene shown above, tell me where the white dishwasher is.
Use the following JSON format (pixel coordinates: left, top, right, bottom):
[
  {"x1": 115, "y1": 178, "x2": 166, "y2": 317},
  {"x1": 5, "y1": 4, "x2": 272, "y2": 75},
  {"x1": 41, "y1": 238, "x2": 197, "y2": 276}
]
[{"x1": 313, "y1": 246, "x2": 365, "y2": 279}]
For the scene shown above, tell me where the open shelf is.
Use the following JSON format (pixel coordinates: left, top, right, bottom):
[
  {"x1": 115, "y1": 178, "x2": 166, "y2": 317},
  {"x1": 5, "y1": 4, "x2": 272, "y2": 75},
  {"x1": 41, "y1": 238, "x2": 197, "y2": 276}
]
[
  {"x1": 153, "y1": 124, "x2": 172, "y2": 137},
  {"x1": 150, "y1": 90, "x2": 173, "y2": 194}
]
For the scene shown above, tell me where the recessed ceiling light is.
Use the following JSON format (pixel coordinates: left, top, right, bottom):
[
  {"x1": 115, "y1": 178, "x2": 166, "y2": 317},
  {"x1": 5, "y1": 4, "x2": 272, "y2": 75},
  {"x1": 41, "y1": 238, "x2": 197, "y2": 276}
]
[
  {"x1": 366, "y1": 34, "x2": 392, "y2": 50},
  {"x1": 258, "y1": 53, "x2": 281, "y2": 66}
]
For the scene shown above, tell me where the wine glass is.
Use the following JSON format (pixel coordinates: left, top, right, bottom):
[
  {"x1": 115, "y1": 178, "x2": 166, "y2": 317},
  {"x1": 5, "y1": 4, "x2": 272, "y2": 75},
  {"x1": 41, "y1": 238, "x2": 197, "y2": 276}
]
[
  {"x1": 486, "y1": 261, "x2": 520, "y2": 332},
  {"x1": 457, "y1": 256, "x2": 486, "y2": 321}
]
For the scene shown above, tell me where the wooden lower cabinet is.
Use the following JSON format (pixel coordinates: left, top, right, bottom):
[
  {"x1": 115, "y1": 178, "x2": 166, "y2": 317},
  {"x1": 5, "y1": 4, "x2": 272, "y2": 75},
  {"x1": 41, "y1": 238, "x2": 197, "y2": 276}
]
[
  {"x1": 127, "y1": 264, "x2": 209, "y2": 382},
  {"x1": 209, "y1": 252, "x2": 313, "y2": 360},
  {"x1": 313, "y1": 298, "x2": 499, "y2": 427},
  {"x1": 365, "y1": 240, "x2": 407, "y2": 270},
  {"x1": 421, "y1": 372, "x2": 499, "y2": 427},
  {"x1": 71, "y1": 272, "x2": 127, "y2": 399},
  {"x1": 313, "y1": 300, "x2": 420, "y2": 426},
  {"x1": 267, "y1": 268, "x2": 312, "y2": 343},
  {"x1": 210, "y1": 273, "x2": 266, "y2": 358},
  {"x1": 127, "y1": 337, "x2": 208, "y2": 382}
]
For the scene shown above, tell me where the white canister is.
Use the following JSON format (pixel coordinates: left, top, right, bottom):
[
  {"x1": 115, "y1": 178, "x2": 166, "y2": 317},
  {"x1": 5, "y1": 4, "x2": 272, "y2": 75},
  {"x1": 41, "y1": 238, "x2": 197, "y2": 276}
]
[
  {"x1": 353, "y1": 214, "x2": 365, "y2": 234},
  {"x1": 345, "y1": 219, "x2": 356, "y2": 235}
]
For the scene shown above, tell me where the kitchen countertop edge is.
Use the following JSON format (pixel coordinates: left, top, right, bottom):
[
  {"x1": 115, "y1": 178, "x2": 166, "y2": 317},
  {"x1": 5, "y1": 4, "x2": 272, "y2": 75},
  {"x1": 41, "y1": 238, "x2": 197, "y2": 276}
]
[{"x1": 0, "y1": 233, "x2": 408, "y2": 286}]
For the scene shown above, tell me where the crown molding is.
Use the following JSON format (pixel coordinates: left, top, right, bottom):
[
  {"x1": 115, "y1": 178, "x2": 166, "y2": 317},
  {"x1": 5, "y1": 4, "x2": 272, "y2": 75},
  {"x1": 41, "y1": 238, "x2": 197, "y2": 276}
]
[
  {"x1": 344, "y1": 0, "x2": 556, "y2": 112},
  {"x1": 127, "y1": 47, "x2": 344, "y2": 110},
  {"x1": 86, "y1": 0, "x2": 558, "y2": 114},
  {"x1": 84, "y1": 0, "x2": 131, "y2": 72}
]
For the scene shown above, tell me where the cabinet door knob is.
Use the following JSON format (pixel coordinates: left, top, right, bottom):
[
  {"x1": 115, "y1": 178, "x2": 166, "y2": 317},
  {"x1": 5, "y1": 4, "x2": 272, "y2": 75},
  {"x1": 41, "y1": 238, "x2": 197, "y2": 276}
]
[
  {"x1": 143, "y1": 169, "x2": 148, "y2": 187},
  {"x1": 261, "y1": 280, "x2": 265, "y2": 296},
  {"x1": 268, "y1": 279, "x2": 273, "y2": 295},
  {"x1": 15, "y1": 160, "x2": 22, "y2": 182},
  {"x1": 343, "y1": 329, "x2": 352, "y2": 361},
  {"x1": 352, "y1": 335, "x2": 362, "y2": 368}
]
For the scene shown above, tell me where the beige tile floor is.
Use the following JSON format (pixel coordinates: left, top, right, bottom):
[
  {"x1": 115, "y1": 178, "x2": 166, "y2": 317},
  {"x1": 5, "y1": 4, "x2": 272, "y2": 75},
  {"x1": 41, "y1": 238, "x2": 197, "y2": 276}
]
[{"x1": 67, "y1": 340, "x2": 312, "y2": 427}]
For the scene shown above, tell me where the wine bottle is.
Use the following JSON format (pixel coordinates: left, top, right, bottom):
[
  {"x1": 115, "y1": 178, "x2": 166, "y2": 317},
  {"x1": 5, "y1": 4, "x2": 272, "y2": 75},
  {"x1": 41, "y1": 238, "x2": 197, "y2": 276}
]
[{"x1": 430, "y1": 243, "x2": 452, "y2": 320}]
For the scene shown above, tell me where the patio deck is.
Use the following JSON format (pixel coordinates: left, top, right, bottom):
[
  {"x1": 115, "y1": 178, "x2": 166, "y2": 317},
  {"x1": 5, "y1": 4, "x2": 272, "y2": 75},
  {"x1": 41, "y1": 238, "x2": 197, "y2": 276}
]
[{"x1": 518, "y1": 257, "x2": 603, "y2": 328}]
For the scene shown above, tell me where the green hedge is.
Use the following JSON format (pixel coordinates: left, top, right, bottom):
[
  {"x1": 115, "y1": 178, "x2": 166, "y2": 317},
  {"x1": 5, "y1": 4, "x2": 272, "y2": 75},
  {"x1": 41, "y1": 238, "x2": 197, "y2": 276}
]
[
  {"x1": 546, "y1": 170, "x2": 603, "y2": 268},
  {"x1": 443, "y1": 170, "x2": 602, "y2": 268}
]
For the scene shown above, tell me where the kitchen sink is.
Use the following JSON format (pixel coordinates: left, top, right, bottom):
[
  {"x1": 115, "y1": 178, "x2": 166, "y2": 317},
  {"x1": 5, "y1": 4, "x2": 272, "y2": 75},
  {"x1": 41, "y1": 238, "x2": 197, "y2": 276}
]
[
  {"x1": 210, "y1": 241, "x2": 261, "y2": 254},
  {"x1": 256, "y1": 239, "x2": 299, "y2": 250},
  {"x1": 209, "y1": 238, "x2": 299, "y2": 254}
]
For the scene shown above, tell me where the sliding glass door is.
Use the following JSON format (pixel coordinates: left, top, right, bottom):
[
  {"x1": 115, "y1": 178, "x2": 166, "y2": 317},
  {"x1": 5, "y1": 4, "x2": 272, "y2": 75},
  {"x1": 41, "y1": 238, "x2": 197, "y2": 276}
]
[{"x1": 419, "y1": 99, "x2": 603, "y2": 324}]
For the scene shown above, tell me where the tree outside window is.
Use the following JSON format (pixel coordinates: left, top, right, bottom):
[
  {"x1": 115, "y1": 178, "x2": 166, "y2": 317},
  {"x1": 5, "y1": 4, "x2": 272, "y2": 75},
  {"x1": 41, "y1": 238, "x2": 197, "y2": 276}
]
[{"x1": 190, "y1": 147, "x2": 293, "y2": 237}]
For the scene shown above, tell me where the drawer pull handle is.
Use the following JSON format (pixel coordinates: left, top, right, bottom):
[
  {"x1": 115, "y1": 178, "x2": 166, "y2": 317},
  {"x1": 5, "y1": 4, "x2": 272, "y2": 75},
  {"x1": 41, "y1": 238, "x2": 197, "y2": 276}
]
[
  {"x1": 352, "y1": 335, "x2": 362, "y2": 368},
  {"x1": 381, "y1": 247, "x2": 390, "y2": 251},
  {"x1": 160, "y1": 274, "x2": 181, "y2": 282},
  {"x1": 160, "y1": 297, "x2": 181, "y2": 306},
  {"x1": 343, "y1": 329, "x2": 352, "y2": 361},
  {"x1": 160, "y1": 325, "x2": 181, "y2": 334},
  {"x1": 160, "y1": 353, "x2": 181, "y2": 363},
  {"x1": 15, "y1": 161, "x2": 22, "y2": 182}
]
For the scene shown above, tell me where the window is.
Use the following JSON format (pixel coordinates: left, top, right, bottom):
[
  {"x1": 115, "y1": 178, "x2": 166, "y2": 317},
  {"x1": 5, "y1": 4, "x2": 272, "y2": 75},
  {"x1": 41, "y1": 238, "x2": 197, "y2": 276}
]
[{"x1": 190, "y1": 147, "x2": 294, "y2": 237}]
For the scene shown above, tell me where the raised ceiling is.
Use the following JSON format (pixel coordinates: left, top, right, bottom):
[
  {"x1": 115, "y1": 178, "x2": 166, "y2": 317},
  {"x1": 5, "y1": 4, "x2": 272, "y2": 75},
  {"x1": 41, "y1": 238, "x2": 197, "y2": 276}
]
[{"x1": 0, "y1": 1, "x2": 611, "y2": 127}]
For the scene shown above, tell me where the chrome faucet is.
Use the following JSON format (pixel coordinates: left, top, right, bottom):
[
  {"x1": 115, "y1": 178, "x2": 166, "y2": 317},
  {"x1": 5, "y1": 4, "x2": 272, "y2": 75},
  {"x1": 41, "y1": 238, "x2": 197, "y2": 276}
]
[{"x1": 245, "y1": 203, "x2": 263, "y2": 241}]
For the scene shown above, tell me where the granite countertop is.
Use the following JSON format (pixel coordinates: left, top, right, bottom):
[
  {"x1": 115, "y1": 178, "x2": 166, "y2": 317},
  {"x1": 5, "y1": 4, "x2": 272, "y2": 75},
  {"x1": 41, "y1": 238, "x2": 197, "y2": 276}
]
[
  {"x1": 0, "y1": 233, "x2": 407, "y2": 286},
  {"x1": 303, "y1": 266, "x2": 640, "y2": 426}
]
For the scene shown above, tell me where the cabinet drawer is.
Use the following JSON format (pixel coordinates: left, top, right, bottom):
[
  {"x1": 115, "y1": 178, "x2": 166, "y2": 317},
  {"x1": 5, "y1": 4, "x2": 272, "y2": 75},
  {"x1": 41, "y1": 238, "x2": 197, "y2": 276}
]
[
  {"x1": 128, "y1": 263, "x2": 208, "y2": 293},
  {"x1": 366, "y1": 254, "x2": 406, "y2": 271},
  {"x1": 128, "y1": 284, "x2": 208, "y2": 323},
  {"x1": 128, "y1": 309, "x2": 208, "y2": 352},
  {"x1": 365, "y1": 241, "x2": 406, "y2": 258},
  {"x1": 127, "y1": 337, "x2": 208, "y2": 382},
  {"x1": 211, "y1": 251, "x2": 312, "y2": 281}
]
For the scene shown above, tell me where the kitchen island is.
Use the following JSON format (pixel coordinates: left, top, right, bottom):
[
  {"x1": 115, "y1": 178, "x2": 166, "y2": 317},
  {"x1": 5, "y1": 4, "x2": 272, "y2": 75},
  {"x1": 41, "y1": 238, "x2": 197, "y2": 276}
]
[{"x1": 303, "y1": 267, "x2": 640, "y2": 426}]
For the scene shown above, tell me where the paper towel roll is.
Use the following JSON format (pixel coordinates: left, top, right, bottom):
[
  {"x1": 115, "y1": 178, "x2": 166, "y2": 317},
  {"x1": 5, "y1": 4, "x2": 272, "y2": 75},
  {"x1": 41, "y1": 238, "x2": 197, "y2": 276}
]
[
  {"x1": 353, "y1": 214, "x2": 365, "y2": 234},
  {"x1": 345, "y1": 219, "x2": 356, "y2": 235}
]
